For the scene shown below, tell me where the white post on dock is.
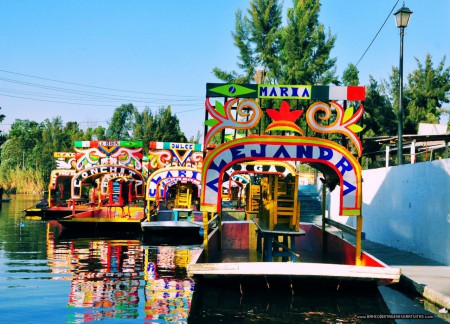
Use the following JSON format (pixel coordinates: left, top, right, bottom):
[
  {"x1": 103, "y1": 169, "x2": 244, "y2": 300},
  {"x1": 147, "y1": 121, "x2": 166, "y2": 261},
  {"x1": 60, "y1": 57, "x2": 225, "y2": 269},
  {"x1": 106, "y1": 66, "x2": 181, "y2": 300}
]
[
  {"x1": 385, "y1": 145, "x2": 390, "y2": 167},
  {"x1": 410, "y1": 140, "x2": 416, "y2": 164}
]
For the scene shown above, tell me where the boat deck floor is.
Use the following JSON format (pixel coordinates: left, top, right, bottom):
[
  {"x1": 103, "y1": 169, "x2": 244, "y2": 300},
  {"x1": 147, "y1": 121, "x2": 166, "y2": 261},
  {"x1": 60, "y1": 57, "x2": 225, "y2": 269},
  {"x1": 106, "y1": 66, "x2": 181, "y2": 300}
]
[{"x1": 211, "y1": 249, "x2": 345, "y2": 265}]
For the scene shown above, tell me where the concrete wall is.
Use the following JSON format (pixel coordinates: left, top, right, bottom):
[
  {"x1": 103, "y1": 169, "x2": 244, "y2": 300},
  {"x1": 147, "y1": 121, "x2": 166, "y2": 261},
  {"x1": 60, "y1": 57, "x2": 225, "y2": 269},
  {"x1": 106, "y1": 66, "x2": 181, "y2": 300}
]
[{"x1": 326, "y1": 158, "x2": 450, "y2": 265}]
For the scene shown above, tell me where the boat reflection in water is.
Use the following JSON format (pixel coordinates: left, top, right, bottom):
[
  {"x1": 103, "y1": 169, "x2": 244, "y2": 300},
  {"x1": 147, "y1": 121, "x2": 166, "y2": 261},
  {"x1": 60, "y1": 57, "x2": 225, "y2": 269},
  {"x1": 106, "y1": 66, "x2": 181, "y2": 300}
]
[
  {"x1": 143, "y1": 246, "x2": 201, "y2": 322},
  {"x1": 46, "y1": 221, "x2": 202, "y2": 323}
]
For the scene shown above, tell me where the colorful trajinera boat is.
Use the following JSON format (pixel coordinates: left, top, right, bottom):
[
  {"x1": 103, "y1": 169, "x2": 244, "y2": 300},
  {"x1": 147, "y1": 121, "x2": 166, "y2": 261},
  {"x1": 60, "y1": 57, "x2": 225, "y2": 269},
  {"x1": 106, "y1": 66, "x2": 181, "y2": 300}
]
[
  {"x1": 141, "y1": 141, "x2": 213, "y2": 245},
  {"x1": 186, "y1": 82, "x2": 401, "y2": 288},
  {"x1": 57, "y1": 140, "x2": 147, "y2": 236},
  {"x1": 23, "y1": 150, "x2": 112, "y2": 219},
  {"x1": 23, "y1": 152, "x2": 81, "y2": 218}
]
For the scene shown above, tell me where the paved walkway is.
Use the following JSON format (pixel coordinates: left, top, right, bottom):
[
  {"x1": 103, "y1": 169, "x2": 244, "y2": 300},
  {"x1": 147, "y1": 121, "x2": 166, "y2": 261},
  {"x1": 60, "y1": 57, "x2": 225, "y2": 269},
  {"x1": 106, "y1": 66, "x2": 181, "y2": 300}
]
[{"x1": 348, "y1": 235, "x2": 450, "y2": 312}]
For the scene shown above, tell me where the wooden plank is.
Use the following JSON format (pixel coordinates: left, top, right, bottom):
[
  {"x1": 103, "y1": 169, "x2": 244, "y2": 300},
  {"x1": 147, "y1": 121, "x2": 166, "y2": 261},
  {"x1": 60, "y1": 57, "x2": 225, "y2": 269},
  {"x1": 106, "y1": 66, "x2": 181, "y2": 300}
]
[
  {"x1": 187, "y1": 262, "x2": 400, "y2": 281},
  {"x1": 325, "y1": 218, "x2": 365, "y2": 238},
  {"x1": 254, "y1": 218, "x2": 305, "y2": 235},
  {"x1": 271, "y1": 239, "x2": 300, "y2": 258}
]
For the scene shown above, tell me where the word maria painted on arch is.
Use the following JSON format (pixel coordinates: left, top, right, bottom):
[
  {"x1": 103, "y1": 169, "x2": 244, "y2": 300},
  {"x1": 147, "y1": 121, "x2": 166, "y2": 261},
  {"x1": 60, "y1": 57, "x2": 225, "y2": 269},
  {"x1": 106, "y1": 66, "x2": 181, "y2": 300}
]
[
  {"x1": 202, "y1": 140, "x2": 361, "y2": 215},
  {"x1": 258, "y1": 85, "x2": 311, "y2": 99}
]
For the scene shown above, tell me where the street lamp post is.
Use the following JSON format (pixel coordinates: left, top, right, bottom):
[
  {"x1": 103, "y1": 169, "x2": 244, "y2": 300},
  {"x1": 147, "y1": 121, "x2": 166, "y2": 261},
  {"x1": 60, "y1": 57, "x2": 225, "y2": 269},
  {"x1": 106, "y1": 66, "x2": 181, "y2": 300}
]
[{"x1": 394, "y1": 4, "x2": 412, "y2": 165}]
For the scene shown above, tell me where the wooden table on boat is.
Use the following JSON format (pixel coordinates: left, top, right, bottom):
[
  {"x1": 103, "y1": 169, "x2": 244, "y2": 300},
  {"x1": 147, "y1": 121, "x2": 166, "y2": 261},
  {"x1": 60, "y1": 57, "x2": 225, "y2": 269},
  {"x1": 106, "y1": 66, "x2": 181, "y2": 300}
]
[
  {"x1": 253, "y1": 218, "x2": 305, "y2": 262},
  {"x1": 172, "y1": 208, "x2": 193, "y2": 221}
]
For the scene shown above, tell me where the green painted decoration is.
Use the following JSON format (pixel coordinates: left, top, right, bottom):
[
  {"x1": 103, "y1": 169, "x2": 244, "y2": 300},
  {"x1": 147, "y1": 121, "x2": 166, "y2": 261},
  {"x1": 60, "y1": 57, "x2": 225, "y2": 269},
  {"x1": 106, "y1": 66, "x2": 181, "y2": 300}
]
[{"x1": 206, "y1": 83, "x2": 257, "y2": 98}]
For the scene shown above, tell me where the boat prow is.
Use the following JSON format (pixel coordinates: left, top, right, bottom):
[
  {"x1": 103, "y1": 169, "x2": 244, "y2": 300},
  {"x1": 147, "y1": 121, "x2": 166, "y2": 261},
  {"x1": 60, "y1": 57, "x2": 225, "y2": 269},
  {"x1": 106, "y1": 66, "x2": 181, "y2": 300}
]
[
  {"x1": 187, "y1": 221, "x2": 400, "y2": 287},
  {"x1": 141, "y1": 210, "x2": 216, "y2": 245},
  {"x1": 58, "y1": 207, "x2": 146, "y2": 237}
]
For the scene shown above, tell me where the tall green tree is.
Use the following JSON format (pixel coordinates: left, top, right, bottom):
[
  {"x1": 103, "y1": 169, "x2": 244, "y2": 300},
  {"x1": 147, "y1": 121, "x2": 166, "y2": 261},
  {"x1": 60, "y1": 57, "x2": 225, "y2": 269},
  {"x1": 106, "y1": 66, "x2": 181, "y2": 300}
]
[
  {"x1": 248, "y1": 0, "x2": 283, "y2": 82},
  {"x1": 365, "y1": 77, "x2": 397, "y2": 136},
  {"x1": 281, "y1": 0, "x2": 337, "y2": 85},
  {"x1": 0, "y1": 119, "x2": 45, "y2": 191},
  {"x1": 342, "y1": 63, "x2": 359, "y2": 86},
  {"x1": 213, "y1": 0, "x2": 283, "y2": 83},
  {"x1": 40, "y1": 117, "x2": 70, "y2": 152},
  {"x1": 64, "y1": 122, "x2": 84, "y2": 144},
  {"x1": 83, "y1": 126, "x2": 106, "y2": 141},
  {"x1": 406, "y1": 54, "x2": 450, "y2": 129},
  {"x1": 106, "y1": 103, "x2": 138, "y2": 140},
  {"x1": 36, "y1": 117, "x2": 74, "y2": 179},
  {"x1": 134, "y1": 107, "x2": 155, "y2": 154},
  {"x1": 385, "y1": 54, "x2": 450, "y2": 134},
  {"x1": 153, "y1": 106, "x2": 187, "y2": 143},
  {"x1": 5, "y1": 119, "x2": 43, "y2": 169},
  {"x1": 213, "y1": 0, "x2": 336, "y2": 87},
  {"x1": 213, "y1": 9, "x2": 255, "y2": 83}
]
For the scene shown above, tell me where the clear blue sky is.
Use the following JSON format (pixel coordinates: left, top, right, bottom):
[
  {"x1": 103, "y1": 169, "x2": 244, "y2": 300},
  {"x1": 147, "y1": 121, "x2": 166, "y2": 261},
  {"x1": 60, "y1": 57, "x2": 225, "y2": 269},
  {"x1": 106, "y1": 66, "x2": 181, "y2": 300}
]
[{"x1": 0, "y1": 0, "x2": 449, "y2": 140}]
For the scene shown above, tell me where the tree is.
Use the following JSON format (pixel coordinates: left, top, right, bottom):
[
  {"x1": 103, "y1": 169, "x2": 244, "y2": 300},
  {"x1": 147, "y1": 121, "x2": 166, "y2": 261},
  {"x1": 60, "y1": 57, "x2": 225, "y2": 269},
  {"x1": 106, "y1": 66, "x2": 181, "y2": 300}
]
[
  {"x1": 0, "y1": 103, "x2": 192, "y2": 192},
  {"x1": 342, "y1": 63, "x2": 359, "y2": 86},
  {"x1": 0, "y1": 119, "x2": 46, "y2": 191},
  {"x1": 189, "y1": 130, "x2": 203, "y2": 143},
  {"x1": 153, "y1": 106, "x2": 187, "y2": 143},
  {"x1": 281, "y1": 0, "x2": 337, "y2": 85},
  {"x1": 362, "y1": 76, "x2": 396, "y2": 157},
  {"x1": 36, "y1": 117, "x2": 74, "y2": 179},
  {"x1": 64, "y1": 122, "x2": 84, "y2": 144},
  {"x1": 6, "y1": 120, "x2": 43, "y2": 169},
  {"x1": 248, "y1": 0, "x2": 283, "y2": 82},
  {"x1": 106, "y1": 103, "x2": 138, "y2": 140},
  {"x1": 0, "y1": 107, "x2": 5, "y2": 149},
  {"x1": 406, "y1": 54, "x2": 450, "y2": 130},
  {"x1": 213, "y1": 9, "x2": 256, "y2": 83},
  {"x1": 41, "y1": 117, "x2": 70, "y2": 152},
  {"x1": 384, "y1": 54, "x2": 450, "y2": 134},
  {"x1": 83, "y1": 125, "x2": 106, "y2": 141},
  {"x1": 213, "y1": 0, "x2": 284, "y2": 83},
  {"x1": 134, "y1": 108, "x2": 155, "y2": 154},
  {"x1": 214, "y1": 0, "x2": 336, "y2": 86}
]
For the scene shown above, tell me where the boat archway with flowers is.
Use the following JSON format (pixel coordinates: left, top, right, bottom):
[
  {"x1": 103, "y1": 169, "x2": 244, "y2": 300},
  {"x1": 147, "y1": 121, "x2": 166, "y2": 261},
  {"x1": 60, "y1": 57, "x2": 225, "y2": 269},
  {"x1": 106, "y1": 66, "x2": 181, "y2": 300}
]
[
  {"x1": 57, "y1": 140, "x2": 147, "y2": 236},
  {"x1": 187, "y1": 83, "x2": 400, "y2": 289},
  {"x1": 141, "y1": 141, "x2": 211, "y2": 245}
]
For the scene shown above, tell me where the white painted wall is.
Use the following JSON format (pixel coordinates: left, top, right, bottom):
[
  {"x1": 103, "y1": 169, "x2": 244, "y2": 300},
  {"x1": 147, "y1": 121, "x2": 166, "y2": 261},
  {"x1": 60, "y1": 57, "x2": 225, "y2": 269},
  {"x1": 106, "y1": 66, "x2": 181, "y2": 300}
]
[{"x1": 326, "y1": 158, "x2": 450, "y2": 265}]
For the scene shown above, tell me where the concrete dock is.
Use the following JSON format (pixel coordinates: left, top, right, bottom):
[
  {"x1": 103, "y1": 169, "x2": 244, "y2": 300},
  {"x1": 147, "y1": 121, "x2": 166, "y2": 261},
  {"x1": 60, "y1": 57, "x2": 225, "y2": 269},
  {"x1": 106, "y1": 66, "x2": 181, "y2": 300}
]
[{"x1": 356, "y1": 237, "x2": 450, "y2": 314}]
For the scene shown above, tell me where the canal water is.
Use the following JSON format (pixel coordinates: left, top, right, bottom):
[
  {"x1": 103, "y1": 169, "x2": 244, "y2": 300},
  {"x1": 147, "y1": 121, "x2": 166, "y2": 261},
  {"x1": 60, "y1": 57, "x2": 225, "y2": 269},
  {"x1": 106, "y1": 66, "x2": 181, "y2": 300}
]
[{"x1": 0, "y1": 194, "x2": 446, "y2": 323}]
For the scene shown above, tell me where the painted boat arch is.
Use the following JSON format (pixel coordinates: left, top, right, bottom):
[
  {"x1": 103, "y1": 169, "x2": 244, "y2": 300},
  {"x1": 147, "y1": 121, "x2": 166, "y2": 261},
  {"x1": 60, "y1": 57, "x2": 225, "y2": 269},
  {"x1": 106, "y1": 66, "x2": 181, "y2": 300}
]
[
  {"x1": 146, "y1": 166, "x2": 202, "y2": 201},
  {"x1": 99, "y1": 174, "x2": 143, "y2": 196},
  {"x1": 48, "y1": 169, "x2": 76, "y2": 207},
  {"x1": 49, "y1": 169, "x2": 75, "y2": 190},
  {"x1": 200, "y1": 135, "x2": 362, "y2": 216},
  {"x1": 71, "y1": 165, "x2": 145, "y2": 199},
  {"x1": 160, "y1": 177, "x2": 202, "y2": 200}
]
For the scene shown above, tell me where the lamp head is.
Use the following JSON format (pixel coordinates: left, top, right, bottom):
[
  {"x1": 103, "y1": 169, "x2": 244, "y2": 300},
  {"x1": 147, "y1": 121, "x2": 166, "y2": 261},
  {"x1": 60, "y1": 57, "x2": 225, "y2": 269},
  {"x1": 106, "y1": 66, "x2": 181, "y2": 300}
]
[{"x1": 394, "y1": 4, "x2": 413, "y2": 28}]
